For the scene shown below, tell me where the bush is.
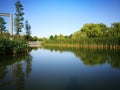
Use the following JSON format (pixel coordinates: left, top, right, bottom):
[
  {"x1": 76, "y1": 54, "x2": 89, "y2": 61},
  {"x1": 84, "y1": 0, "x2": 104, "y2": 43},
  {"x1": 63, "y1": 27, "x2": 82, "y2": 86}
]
[{"x1": 0, "y1": 38, "x2": 31, "y2": 54}]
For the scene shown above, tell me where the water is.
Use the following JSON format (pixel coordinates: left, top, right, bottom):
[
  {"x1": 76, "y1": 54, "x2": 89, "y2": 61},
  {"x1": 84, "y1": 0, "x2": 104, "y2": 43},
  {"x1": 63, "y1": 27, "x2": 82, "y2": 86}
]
[{"x1": 0, "y1": 47, "x2": 120, "y2": 90}]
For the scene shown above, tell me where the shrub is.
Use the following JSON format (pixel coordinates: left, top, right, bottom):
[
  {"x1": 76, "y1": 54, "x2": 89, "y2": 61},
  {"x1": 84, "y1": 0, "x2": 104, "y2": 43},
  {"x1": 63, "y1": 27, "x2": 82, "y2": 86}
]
[{"x1": 0, "y1": 38, "x2": 31, "y2": 54}]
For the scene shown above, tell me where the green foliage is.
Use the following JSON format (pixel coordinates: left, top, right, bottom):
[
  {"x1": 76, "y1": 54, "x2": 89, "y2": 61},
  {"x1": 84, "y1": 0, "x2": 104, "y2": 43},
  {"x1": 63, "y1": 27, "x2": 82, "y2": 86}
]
[
  {"x1": 31, "y1": 36, "x2": 38, "y2": 41},
  {"x1": 25, "y1": 20, "x2": 31, "y2": 36},
  {"x1": 24, "y1": 20, "x2": 31, "y2": 41},
  {"x1": 44, "y1": 22, "x2": 120, "y2": 49},
  {"x1": 49, "y1": 35, "x2": 54, "y2": 40},
  {"x1": 55, "y1": 34, "x2": 58, "y2": 39},
  {"x1": 14, "y1": 0, "x2": 24, "y2": 36},
  {"x1": 0, "y1": 17, "x2": 6, "y2": 34},
  {"x1": 71, "y1": 31, "x2": 87, "y2": 39},
  {"x1": 49, "y1": 34, "x2": 65, "y2": 40},
  {"x1": 40, "y1": 37, "x2": 48, "y2": 41},
  {"x1": 0, "y1": 38, "x2": 31, "y2": 54},
  {"x1": 57, "y1": 34, "x2": 65, "y2": 40},
  {"x1": 109, "y1": 22, "x2": 120, "y2": 38},
  {"x1": 80, "y1": 23, "x2": 108, "y2": 38},
  {"x1": 0, "y1": 33, "x2": 10, "y2": 39}
]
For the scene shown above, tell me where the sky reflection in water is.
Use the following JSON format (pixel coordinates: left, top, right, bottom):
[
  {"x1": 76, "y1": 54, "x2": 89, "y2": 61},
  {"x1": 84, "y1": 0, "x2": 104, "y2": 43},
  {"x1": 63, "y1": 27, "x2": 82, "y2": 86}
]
[{"x1": 0, "y1": 48, "x2": 120, "y2": 90}]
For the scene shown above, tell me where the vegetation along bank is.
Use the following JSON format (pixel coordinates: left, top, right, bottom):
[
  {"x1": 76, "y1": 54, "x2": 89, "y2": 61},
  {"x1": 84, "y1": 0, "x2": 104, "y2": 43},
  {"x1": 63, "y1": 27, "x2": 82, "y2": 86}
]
[
  {"x1": 0, "y1": 38, "x2": 31, "y2": 54},
  {"x1": 43, "y1": 22, "x2": 120, "y2": 50}
]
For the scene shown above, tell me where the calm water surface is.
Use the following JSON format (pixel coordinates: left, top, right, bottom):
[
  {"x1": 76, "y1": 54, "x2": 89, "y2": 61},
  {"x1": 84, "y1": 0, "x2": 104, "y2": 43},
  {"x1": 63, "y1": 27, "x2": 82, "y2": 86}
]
[{"x1": 0, "y1": 47, "x2": 120, "y2": 90}]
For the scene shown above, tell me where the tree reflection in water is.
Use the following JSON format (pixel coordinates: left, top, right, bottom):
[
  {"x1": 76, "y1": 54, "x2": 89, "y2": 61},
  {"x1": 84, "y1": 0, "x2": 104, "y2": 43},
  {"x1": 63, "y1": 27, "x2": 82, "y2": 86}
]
[
  {"x1": 43, "y1": 46, "x2": 120, "y2": 68},
  {"x1": 0, "y1": 47, "x2": 120, "y2": 90},
  {"x1": 0, "y1": 53, "x2": 32, "y2": 90}
]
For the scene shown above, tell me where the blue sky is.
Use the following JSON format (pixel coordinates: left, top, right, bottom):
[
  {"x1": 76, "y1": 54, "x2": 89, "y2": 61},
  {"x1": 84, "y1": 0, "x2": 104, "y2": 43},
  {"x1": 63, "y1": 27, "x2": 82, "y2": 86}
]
[{"x1": 0, "y1": 0, "x2": 120, "y2": 37}]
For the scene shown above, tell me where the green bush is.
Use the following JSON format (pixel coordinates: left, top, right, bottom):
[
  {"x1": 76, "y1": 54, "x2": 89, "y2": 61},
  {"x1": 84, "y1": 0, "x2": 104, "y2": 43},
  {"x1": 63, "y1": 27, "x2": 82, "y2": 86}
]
[{"x1": 0, "y1": 38, "x2": 31, "y2": 54}]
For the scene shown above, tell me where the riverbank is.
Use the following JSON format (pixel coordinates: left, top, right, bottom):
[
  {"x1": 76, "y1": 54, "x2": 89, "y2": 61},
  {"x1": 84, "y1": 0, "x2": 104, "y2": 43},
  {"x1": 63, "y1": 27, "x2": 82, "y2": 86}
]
[
  {"x1": 43, "y1": 37, "x2": 120, "y2": 50},
  {"x1": 28, "y1": 41, "x2": 42, "y2": 47},
  {"x1": 43, "y1": 43, "x2": 120, "y2": 50},
  {"x1": 0, "y1": 38, "x2": 31, "y2": 55}
]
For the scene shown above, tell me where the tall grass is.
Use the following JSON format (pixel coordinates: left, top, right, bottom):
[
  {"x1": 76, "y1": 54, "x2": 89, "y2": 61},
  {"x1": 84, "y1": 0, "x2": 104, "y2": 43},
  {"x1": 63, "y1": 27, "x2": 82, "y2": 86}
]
[{"x1": 43, "y1": 38, "x2": 120, "y2": 50}]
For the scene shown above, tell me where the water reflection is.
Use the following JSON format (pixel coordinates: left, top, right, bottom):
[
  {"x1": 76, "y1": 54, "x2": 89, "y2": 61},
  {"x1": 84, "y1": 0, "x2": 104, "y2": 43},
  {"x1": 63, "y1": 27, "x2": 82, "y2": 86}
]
[
  {"x1": 0, "y1": 47, "x2": 120, "y2": 90},
  {"x1": 43, "y1": 46, "x2": 120, "y2": 68},
  {"x1": 0, "y1": 53, "x2": 32, "y2": 90}
]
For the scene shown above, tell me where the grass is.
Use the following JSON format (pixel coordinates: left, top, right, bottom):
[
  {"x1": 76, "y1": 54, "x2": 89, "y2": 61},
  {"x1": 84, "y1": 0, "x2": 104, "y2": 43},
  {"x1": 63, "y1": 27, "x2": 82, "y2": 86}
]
[{"x1": 43, "y1": 38, "x2": 120, "y2": 50}]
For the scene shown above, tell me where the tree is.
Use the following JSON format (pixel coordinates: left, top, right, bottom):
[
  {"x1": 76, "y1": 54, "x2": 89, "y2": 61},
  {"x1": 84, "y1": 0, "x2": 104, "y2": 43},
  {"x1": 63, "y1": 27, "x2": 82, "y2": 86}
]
[
  {"x1": 24, "y1": 20, "x2": 31, "y2": 41},
  {"x1": 49, "y1": 35, "x2": 54, "y2": 40},
  {"x1": 54, "y1": 34, "x2": 58, "y2": 39},
  {"x1": 32, "y1": 36, "x2": 38, "y2": 41},
  {"x1": 71, "y1": 31, "x2": 87, "y2": 39},
  {"x1": 57, "y1": 34, "x2": 65, "y2": 40},
  {"x1": 14, "y1": 0, "x2": 24, "y2": 36},
  {"x1": 81, "y1": 23, "x2": 107, "y2": 38},
  {"x1": 110, "y1": 22, "x2": 120, "y2": 38},
  {"x1": 25, "y1": 20, "x2": 31, "y2": 36},
  {"x1": 0, "y1": 17, "x2": 6, "y2": 34}
]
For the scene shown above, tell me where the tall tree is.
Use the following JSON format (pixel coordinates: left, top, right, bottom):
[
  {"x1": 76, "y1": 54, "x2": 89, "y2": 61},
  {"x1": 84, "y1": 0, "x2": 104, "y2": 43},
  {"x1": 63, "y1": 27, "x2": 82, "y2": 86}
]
[
  {"x1": 14, "y1": 0, "x2": 24, "y2": 36},
  {"x1": 24, "y1": 20, "x2": 31, "y2": 41},
  {"x1": 110, "y1": 22, "x2": 120, "y2": 38},
  {"x1": 49, "y1": 35, "x2": 54, "y2": 40},
  {"x1": 0, "y1": 17, "x2": 6, "y2": 34}
]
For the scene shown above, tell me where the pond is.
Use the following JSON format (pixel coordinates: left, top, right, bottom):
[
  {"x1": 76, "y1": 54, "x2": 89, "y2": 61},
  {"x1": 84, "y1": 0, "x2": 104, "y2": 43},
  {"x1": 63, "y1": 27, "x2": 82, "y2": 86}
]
[{"x1": 0, "y1": 47, "x2": 120, "y2": 90}]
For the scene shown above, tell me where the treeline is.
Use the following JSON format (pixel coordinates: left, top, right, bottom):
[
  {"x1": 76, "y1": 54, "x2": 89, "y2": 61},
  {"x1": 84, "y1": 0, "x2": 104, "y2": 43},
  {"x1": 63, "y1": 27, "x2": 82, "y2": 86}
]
[{"x1": 44, "y1": 22, "x2": 120, "y2": 49}]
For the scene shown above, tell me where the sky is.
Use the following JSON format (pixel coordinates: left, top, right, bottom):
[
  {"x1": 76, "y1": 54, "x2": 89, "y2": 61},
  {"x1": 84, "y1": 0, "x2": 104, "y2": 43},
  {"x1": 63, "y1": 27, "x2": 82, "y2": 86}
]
[{"x1": 0, "y1": 0, "x2": 120, "y2": 37}]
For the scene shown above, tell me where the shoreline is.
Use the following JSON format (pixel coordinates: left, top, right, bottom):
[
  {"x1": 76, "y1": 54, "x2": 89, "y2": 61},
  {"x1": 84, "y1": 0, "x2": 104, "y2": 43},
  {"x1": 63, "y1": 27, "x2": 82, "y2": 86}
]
[{"x1": 43, "y1": 44, "x2": 120, "y2": 50}]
